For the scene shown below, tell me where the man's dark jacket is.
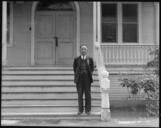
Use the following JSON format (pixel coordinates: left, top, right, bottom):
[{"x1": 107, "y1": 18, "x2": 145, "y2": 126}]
[{"x1": 73, "y1": 56, "x2": 94, "y2": 84}]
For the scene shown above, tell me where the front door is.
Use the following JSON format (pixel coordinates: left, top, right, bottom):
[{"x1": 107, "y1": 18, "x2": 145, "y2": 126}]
[{"x1": 35, "y1": 11, "x2": 75, "y2": 66}]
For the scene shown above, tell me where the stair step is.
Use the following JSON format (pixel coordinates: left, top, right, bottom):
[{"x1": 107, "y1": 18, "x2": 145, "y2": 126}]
[
  {"x1": 2, "y1": 81, "x2": 99, "y2": 86},
  {"x1": 2, "y1": 75, "x2": 99, "y2": 80},
  {"x1": 2, "y1": 93, "x2": 101, "y2": 99},
  {"x1": 2, "y1": 86, "x2": 128, "y2": 92},
  {"x1": 2, "y1": 94, "x2": 131, "y2": 100},
  {"x1": 2, "y1": 71, "x2": 75, "y2": 74},
  {"x1": 2, "y1": 106, "x2": 101, "y2": 113},
  {"x1": 2, "y1": 86, "x2": 100, "y2": 92},
  {"x1": 3, "y1": 67, "x2": 73, "y2": 70},
  {"x1": 2, "y1": 70, "x2": 98, "y2": 75},
  {"x1": 1, "y1": 67, "x2": 101, "y2": 120},
  {"x1": 1, "y1": 92, "x2": 133, "y2": 100},
  {"x1": 2, "y1": 93, "x2": 131, "y2": 102},
  {"x1": 2, "y1": 99, "x2": 101, "y2": 106},
  {"x1": 1, "y1": 112, "x2": 101, "y2": 120}
]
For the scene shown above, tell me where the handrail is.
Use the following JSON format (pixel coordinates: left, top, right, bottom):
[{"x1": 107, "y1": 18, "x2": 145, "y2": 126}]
[
  {"x1": 94, "y1": 41, "x2": 111, "y2": 121},
  {"x1": 101, "y1": 44, "x2": 158, "y2": 65}
]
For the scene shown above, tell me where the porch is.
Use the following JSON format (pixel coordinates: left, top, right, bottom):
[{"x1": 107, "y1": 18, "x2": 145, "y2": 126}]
[{"x1": 2, "y1": 2, "x2": 159, "y2": 67}]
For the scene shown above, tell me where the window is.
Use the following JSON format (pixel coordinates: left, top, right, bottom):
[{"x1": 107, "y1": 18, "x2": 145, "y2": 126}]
[
  {"x1": 123, "y1": 4, "x2": 138, "y2": 42},
  {"x1": 101, "y1": 3, "x2": 139, "y2": 43},
  {"x1": 102, "y1": 4, "x2": 117, "y2": 43},
  {"x1": 7, "y1": 2, "x2": 13, "y2": 46},
  {"x1": 37, "y1": 2, "x2": 73, "y2": 11}
]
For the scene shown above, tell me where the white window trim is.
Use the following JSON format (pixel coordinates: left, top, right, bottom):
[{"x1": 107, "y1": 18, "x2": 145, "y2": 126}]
[
  {"x1": 7, "y1": 2, "x2": 13, "y2": 47},
  {"x1": 100, "y1": 2, "x2": 142, "y2": 45}
]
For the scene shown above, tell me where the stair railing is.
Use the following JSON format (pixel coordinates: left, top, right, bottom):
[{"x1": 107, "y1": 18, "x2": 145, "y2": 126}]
[{"x1": 94, "y1": 41, "x2": 111, "y2": 121}]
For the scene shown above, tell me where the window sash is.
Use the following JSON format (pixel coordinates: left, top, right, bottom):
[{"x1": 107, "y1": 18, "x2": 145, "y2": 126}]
[
  {"x1": 101, "y1": 2, "x2": 140, "y2": 44},
  {"x1": 101, "y1": 3, "x2": 117, "y2": 43}
]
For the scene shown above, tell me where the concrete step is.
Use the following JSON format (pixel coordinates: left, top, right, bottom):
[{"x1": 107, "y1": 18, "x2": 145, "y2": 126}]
[
  {"x1": 2, "y1": 100, "x2": 101, "y2": 106},
  {"x1": 2, "y1": 65, "x2": 146, "y2": 72},
  {"x1": 2, "y1": 75, "x2": 99, "y2": 80},
  {"x1": 2, "y1": 106, "x2": 101, "y2": 113},
  {"x1": 2, "y1": 93, "x2": 132, "y2": 100},
  {"x1": 1, "y1": 81, "x2": 99, "y2": 86},
  {"x1": 1, "y1": 67, "x2": 101, "y2": 120},
  {"x1": 2, "y1": 67, "x2": 73, "y2": 70},
  {"x1": 2, "y1": 93, "x2": 101, "y2": 99},
  {"x1": 2, "y1": 86, "x2": 100, "y2": 93},
  {"x1": 1, "y1": 112, "x2": 101, "y2": 120},
  {"x1": 2, "y1": 70, "x2": 98, "y2": 75},
  {"x1": 2, "y1": 91, "x2": 138, "y2": 100},
  {"x1": 2, "y1": 85, "x2": 128, "y2": 92},
  {"x1": 2, "y1": 71, "x2": 75, "y2": 75}
]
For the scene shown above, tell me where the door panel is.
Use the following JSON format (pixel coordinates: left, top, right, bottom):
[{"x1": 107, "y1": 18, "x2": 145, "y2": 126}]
[
  {"x1": 55, "y1": 12, "x2": 74, "y2": 65},
  {"x1": 56, "y1": 13, "x2": 74, "y2": 39},
  {"x1": 35, "y1": 13, "x2": 54, "y2": 38},
  {"x1": 35, "y1": 11, "x2": 75, "y2": 66},
  {"x1": 56, "y1": 39, "x2": 73, "y2": 65},
  {"x1": 36, "y1": 40, "x2": 55, "y2": 65},
  {"x1": 35, "y1": 12, "x2": 55, "y2": 65}
]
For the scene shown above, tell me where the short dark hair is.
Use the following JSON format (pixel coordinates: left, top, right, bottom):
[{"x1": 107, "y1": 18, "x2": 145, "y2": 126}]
[{"x1": 80, "y1": 44, "x2": 87, "y2": 49}]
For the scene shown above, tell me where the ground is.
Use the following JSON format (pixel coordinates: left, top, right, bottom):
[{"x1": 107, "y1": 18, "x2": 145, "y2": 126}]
[
  {"x1": 1, "y1": 107, "x2": 159, "y2": 127},
  {"x1": 1, "y1": 118, "x2": 159, "y2": 127}
]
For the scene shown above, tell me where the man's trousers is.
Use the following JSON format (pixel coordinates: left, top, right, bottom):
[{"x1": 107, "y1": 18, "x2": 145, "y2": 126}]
[{"x1": 76, "y1": 73, "x2": 91, "y2": 113}]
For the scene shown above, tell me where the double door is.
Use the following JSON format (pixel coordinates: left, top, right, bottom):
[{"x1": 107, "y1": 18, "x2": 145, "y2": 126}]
[{"x1": 35, "y1": 11, "x2": 75, "y2": 65}]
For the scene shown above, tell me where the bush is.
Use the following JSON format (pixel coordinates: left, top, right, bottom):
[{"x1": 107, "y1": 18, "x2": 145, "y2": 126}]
[
  {"x1": 119, "y1": 47, "x2": 159, "y2": 117},
  {"x1": 146, "y1": 48, "x2": 159, "y2": 76},
  {"x1": 119, "y1": 78, "x2": 141, "y2": 100}
]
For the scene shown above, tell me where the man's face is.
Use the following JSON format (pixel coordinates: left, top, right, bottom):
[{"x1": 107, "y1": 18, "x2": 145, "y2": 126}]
[{"x1": 80, "y1": 46, "x2": 87, "y2": 56}]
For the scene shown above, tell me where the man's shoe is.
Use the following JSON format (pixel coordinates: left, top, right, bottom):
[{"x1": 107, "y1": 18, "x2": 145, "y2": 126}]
[
  {"x1": 77, "y1": 111, "x2": 83, "y2": 115},
  {"x1": 86, "y1": 111, "x2": 91, "y2": 115}
]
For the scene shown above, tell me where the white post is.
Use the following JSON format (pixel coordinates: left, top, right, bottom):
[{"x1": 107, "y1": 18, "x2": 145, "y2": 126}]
[
  {"x1": 138, "y1": 2, "x2": 142, "y2": 44},
  {"x1": 31, "y1": 2, "x2": 37, "y2": 65},
  {"x1": 100, "y1": 70, "x2": 111, "y2": 121},
  {"x1": 2, "y1": 1, "x2": 7, "y2": 66},
  {"x1": 96, "y1": 2, "x2": 111, "y2": 121},
  {"x1": 97, "y1": 2, "x2": 101, "y2": 43},
  {"x1": 93, "y1": 2, "x2": 97, "y2": 61},
  {"x1": 155, "y1": 2, "x2": 159, "y2": 45},
  {"x1": 117, "y1": 3, "x2": 122, "y2": 44}
]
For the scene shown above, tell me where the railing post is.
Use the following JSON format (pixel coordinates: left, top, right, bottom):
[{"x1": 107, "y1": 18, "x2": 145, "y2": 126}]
[
  {"x1": 2, "y1": 1, "x2": 7, "y2": 66},
  {"x1": 155, "y1": 2, "x2": 159, "y2": 45},
  {"x1": 95, "y1": 42, "x2": 111, "y2": 121},
  {"x1": 100, "y1": 69, "x2": 111, "y2": 121}
]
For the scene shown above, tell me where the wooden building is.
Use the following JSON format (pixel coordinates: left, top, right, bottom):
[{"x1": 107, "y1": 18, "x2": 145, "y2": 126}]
[{"x1": 2, "y1": 1, "x2": 159, "y2": 119}]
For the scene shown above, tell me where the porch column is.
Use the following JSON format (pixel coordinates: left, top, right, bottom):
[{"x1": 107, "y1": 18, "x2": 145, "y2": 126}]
[
  {"x1": 155, "y1": 2, "x2": 159, "y2": 44},
  {"x1": 97, "y1": 2, "x2": 101, "y2": 42},
  {"x1": 2, "y1": 1, "x2": 7, "y2": 66},
  {"x1": 94, "y1": 2, "x2": 111, "y2": 121},
  {"x1": 93, "y1": 2, "x2": 97, "y2": 61}
]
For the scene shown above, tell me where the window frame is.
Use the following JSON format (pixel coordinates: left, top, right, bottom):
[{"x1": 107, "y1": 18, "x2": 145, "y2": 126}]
[
  {"x1": 100, "y1": 2, "x2": 142, "y2": 45},
  {"x1": 7, "y1": 2, "x2": 13, "y2": 47},
  {"x1": 101, "y1": 3, "x2": 118, "y2": 43},
  {"x1": 36, "y1": 2, "x2": 74, "y2": 11}
]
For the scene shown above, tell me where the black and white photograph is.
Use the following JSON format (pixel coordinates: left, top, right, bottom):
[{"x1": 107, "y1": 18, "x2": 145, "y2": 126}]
[{"x1": 1, "y1": 1, "x2": 159, "y2": 127}]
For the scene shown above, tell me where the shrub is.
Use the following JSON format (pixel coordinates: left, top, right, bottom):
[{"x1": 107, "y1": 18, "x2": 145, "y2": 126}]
[{"x1": 119, "y1": 47, "x2": 159, "y2": 117}]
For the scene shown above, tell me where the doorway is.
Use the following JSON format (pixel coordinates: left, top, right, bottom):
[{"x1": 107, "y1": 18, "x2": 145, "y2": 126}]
[{"x1": 35, "y1": 2, "x2": 76, "y2": 66}]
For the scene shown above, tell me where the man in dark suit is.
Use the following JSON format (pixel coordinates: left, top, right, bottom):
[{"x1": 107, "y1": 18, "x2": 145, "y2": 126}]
[{"x1": 73, "y1": 45, "x2": 94, "y2": 115}]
